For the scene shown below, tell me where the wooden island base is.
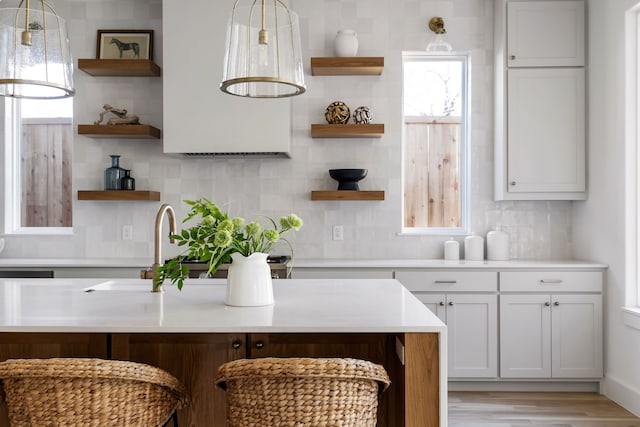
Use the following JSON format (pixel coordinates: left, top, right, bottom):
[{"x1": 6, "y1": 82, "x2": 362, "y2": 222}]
[{"x1": 0, "y1": 332, "x2": 439, "y2": 427}]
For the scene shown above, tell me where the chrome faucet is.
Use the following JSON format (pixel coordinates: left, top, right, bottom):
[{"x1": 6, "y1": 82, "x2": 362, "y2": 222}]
[{"x1": 141, "y1": 204, "x2": 177, "y2": 292}]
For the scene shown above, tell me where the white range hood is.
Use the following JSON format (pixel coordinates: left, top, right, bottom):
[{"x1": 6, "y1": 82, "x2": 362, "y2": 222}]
[{"x1": 162, "y1": 0, "x2": 292, "y2": 158}]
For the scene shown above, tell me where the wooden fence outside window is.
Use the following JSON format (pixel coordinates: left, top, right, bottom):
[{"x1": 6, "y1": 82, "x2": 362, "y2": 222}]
[
  {"x1": 21, "y1": 118, "x2": 72, "y2": 227},
  {"x1": 404, "y1": 117, "x2": 460, "y2": 228}
]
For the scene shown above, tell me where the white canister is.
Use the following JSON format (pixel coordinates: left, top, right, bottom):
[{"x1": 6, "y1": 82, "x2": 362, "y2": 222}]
[
  {"x1": 443, "y1": 238, "x2": 459, "y2": 261},
  {"x1": 464, "y1": 234, "x2": 484, "y2": 261},
  {"x1": 487, "y1": 227, "x2": 510, "y2": 261},
  {"x1": 335, "y1": 29, "x2": 358, "y2": 57}
]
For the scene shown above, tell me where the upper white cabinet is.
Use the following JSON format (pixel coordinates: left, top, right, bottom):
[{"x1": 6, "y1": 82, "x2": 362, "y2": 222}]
[
  {"x1": 507, "y1": 68, "x2": 585, "y2": 193},
  {"x1": 507, "y1": 1, "x2": 585, "y2": 67},
  {"x1": 494, "y1": 0, "x2": 586, "y2": 200}
]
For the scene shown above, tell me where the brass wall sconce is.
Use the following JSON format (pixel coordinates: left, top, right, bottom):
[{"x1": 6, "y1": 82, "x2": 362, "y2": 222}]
[{"x1": 426, "y1": 16, "x2": 452, "y2": 52}]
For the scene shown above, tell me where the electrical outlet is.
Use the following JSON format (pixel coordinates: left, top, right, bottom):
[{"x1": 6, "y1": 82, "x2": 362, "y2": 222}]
[
  {"x1": 332, "y1": 225, "x2": 344, "y2": 241},
  {"x1": 122, "y1": 225, "x2": 133, "y2": 241}
]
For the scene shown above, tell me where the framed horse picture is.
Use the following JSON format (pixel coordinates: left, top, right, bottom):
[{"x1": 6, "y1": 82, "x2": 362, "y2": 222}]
[{"x1": 97, "y1": 30, "x2": 154, "y2": 60}]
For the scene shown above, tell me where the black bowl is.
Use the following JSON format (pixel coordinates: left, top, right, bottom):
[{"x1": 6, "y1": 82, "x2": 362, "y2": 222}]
[{"x1": 329, "y1": 169, "x2": 368, "y2": 191}]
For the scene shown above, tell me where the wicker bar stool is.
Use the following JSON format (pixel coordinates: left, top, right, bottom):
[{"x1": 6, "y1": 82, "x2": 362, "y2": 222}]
[
  {"x1": 215, "y1": 357, "x2": 390, "y2": 427},
  {"x1": 0, "y1": 358, "x2": 190, "y2": 427}
]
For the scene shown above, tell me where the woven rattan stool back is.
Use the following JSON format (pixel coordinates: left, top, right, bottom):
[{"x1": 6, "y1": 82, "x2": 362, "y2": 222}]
[
  {"x1": 0, "y1": 358, "x2": 190, "y2": 427},
  {"x1": 215, "y1": 357, "x2": 390, "y2": 427}
]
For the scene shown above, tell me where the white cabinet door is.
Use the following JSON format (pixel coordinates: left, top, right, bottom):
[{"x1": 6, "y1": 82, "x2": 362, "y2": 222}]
[
  {"x1": 414, "y1": 293, "x2": 446, "y2": 323},
  {"x1": 551, "y1": 294, "x2": 603, "y2": 378},
  {"x1": 507, "y1": 68, "x2": 585, "y2": 194},
  {"x1": 414, "y1": 292, "x2": 498, "y2": 378},
  {"x1": 507, "y1": 0, "x2": 585, "y2": 67},
  {"x1": 500, "y1": 294, "x2": 551, "y2": 378},
  {"x1": 501, "y1": 293, "x2": 603, "y2": 379},
  {"x1": 446, "y1": 294, "x2": 498, "y2": 378}
]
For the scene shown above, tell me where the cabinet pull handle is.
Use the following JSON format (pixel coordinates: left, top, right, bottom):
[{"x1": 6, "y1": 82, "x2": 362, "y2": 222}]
[
  {"x1": 509, "y1": 54, "x2": 516, "y2": 60},
  {"x1": 448, "y1": 301, "x2": 454, "y2": 306},
  {"x1": 510, "y1": 181, "x2": 517, "y2": 186},
  {"x1": 439, "y1": 301, "x2": 445, "y2": 306},
  {"x1": 435, "y1": 280, "x2": 457, "y2": 284},
  {"x1": 544, "y1": 301, "x2": 551, "y2": 307},
  {"x1": 254, "y1": 341, "x2": 264, "y2": 349},
  {"x1": 554, "y1": 301, "x2": 560, "y2": 306},
  {"x1": 540, "y1": 279, "x2": 563, "y2": 284},
  {"x1": 231, "y1": 340, "x2": 242, "y2": 350}
]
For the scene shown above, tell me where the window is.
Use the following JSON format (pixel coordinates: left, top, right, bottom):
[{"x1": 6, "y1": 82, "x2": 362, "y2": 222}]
[
  {"x1": 401, "y1": 53, "x2": 470, "y2": 234},
  {"x1": 3, "y1": 97, "x2": 73, "y2": 234}
]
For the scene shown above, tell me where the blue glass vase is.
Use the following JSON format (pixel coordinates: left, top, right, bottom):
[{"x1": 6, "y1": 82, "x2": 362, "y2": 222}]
[{"x1": 104, "y1": 155, "x2": 126, "y2": 190}]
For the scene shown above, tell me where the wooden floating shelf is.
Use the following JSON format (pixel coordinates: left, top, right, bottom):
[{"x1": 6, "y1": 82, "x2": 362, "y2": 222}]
[
  {"x1": 77, "y1": 59, "x2": 161, "y2": 77},
  {"x1": 311, "y1": 124, "x2": 384, "y2": 138},
  {"x1": 311, "y1": 191, "x2": 385, "y2": 201},
  {"x1": 78, "y1": 124, "x2": 161, "y2": 139},
  {"x1": 78, "y1": 190, "x2": 161, "y2": 201},
  {"x1": 310, "y1": 57, "x2": 384, "y2": 76}
]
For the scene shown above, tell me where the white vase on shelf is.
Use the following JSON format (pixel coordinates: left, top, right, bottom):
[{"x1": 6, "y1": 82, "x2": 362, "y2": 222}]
[
  {"x1": 225, "y1": 252, "x2": 274, "y2": 307},
  {"x1": 335, "y1": 29, "x2": 358, "y2": 57}
]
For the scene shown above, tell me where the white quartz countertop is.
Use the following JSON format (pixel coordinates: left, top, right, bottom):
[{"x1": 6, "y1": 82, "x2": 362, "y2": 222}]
[
  {"x1": 0, "y1": 278, "x2": 445, "y2": 334},
  {"x1": 0, "y1": 258, "x2": 151, "y2": 268},
  {"x1": 293, "y1": 258, "x2": 607, "y2": 270},
  {"x1": 0, "y1": 258, "x2": 607, "y2": 270}
]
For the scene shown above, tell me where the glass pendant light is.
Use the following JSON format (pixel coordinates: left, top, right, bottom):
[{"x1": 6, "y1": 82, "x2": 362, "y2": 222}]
[
  {"x1": 426, "y1": 17, "x2": 453, "y2": 53},
  {"x1": 220, "y1": 0, "x2": 306, "y2": 98},
  {"x1": 0, "y1": 0, "x2": 74, "y2": 99}
]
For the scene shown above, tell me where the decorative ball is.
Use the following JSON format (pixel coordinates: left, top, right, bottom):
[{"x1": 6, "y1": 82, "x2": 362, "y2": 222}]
[
  {"x1": 325, "y1": 101, "x2": 351, "y2": 124},
  {"x1": 353, "y1": 106, "x2": 372, "y2": 124}
]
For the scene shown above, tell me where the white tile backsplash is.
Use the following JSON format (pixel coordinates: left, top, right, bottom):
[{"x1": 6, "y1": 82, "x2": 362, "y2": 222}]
[{"x1": 0, "y1": 0, "x2": 573, "y2": 261}]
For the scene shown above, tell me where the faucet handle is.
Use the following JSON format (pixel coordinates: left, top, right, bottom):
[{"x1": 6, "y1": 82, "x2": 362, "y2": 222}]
[{"x1": 140, "y1": 268, "x2": 155, "y2": 280}]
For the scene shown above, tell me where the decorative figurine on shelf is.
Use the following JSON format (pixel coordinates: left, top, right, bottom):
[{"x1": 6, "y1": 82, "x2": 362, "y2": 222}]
[
  {"x1": 325, "y1": 101, "x2": 350, "y2": 124},
  {"x1": 94, "y1": 104, "x2": 140, "y2": 125},
  {"x1": 353, "y1": 106, "x2": 372, "y2": 124}
]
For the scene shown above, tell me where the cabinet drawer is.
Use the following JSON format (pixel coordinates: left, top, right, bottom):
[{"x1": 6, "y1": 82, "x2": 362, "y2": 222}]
[
  {"x1": 395, "y1": 271, "x2": 497, "y2": 292},
  {"x1": 500, "y1": 271, "x2": 602, "y2": 292}
]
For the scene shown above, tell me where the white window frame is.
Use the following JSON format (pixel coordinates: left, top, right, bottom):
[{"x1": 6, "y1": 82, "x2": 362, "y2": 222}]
[
  {"x1": 624, "y1": 4, "x2": 640, "y2": 329},
  {"x1": 399, "y1": 52, "x2": 471, "y2": 236},
  {"x1": 2, "y1": 98, "x2": 73, "y2": 236}
]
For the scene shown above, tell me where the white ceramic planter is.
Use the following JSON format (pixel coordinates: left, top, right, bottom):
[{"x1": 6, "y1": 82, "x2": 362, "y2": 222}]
[{"x1": 225, "y1": 252, "x2": 274, "y2": 307}]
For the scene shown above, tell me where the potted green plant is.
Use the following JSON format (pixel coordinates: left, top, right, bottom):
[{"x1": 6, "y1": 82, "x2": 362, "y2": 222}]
[{"x1": 155, "y1": 198, "x2": 303, "y2": 304}]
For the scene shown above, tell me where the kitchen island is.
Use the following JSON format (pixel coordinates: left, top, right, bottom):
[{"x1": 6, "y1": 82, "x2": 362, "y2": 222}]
[{"x1": 0, "y1": 278, "x2": 446, "y2": 427}]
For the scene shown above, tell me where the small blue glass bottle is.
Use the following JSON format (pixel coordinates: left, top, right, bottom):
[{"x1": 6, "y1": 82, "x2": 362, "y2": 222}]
[
  {"x1": 104, "y1": 155, "x2": 126, "y2": 190},
  {"x1": 121, "y1": 169, "x2": 135, "y2": 190}
]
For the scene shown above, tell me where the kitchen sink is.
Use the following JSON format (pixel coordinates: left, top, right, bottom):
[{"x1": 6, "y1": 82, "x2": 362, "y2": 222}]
[{"x1": 83, "y1": 279, "x2": 221, "y2": 292}]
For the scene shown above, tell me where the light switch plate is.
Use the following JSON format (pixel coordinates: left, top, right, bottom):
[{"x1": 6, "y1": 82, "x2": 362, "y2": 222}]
[
  {"x1": 122, "y1": 225, "x2": 133, "y2": 241},
  {"x1": 332, "y1": 225, "x2": 344, "y2": 241}
]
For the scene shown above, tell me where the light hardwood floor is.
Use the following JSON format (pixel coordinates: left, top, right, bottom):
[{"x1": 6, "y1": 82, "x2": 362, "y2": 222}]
[{"x1": 449, "y1": 392, "x2": 640, "y2": 426}]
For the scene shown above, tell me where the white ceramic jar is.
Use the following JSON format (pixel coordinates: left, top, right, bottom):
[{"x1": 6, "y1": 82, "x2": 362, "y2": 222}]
[
  {"x1": 443, "y1": 237, "x2": 460, "y2": 261},
  {"x1": 487, "y1": 227, "x2": 510, "y2": 261},
  {"x1": 464, "y1": 234, "x2": 484, "y2": 261},
  {"x1": 335, "y1": 29, "x2": 358, "y2": 57}
]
